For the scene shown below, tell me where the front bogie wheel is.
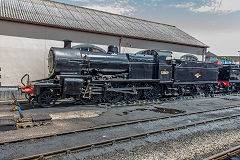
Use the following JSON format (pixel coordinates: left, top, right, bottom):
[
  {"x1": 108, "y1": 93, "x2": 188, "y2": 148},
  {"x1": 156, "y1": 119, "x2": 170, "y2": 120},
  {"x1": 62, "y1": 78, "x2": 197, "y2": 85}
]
[{"x1": 38, "y1": 90, "x2": 56, "y2": 108}]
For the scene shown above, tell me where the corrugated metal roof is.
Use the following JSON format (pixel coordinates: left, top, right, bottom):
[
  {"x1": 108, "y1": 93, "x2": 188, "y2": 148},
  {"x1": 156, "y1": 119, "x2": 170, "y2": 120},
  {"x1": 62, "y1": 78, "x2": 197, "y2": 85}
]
[{"x1": 0, "y1": 0, "x2": 208, "y2": 48}]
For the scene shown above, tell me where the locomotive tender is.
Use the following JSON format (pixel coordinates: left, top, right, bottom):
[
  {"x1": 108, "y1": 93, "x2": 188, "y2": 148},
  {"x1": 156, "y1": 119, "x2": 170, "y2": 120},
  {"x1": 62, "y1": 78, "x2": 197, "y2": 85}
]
[{"x1": 21, "y1": 40, "x2": 224, "y2": 107}]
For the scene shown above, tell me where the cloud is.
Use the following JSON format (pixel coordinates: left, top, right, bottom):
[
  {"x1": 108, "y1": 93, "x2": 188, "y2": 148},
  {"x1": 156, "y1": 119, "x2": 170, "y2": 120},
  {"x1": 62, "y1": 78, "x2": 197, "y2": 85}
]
[
  {"x1": 169, "y1": 2, "x2": 195, "y2": 9},
  {"x1": 71, "y1": 0, "x2": 89, "y2": 2},
  {"x1": 193, "y1": 0, "x2": 240, "y2": 13},
  {"x1": 170, "y1": 0, "x2": 240, "y2": 14},
  {"x1": 83, "y1": 0, "x2": 136, "y2": 15}
]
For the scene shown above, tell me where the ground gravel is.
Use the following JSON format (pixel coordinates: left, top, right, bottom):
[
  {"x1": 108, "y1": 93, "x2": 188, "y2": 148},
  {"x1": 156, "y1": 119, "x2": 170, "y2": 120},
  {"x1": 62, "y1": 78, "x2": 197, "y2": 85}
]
[
  {"x1": 58, "y1": 117, "x2": 240, "y2": 160},
  {"x1": 1, "y1": 95, "x2": 240, "y2": 159}
]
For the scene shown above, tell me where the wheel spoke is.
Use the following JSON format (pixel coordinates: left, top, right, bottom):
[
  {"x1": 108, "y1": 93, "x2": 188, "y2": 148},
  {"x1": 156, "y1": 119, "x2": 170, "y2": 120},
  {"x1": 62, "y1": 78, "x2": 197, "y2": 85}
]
[
  {"x1": 38, "y1": 91, "x2": 56, "y2": 107},
  {"x1": 79, "y1": 95, "x2": 100, "y2": 105},
  {"x1": 104, "y1": 84, "x2": 123, "y2": 103},
  {"x1": 144, "y1": 84, "x2": 160, "y2": 100},
  {"x1": 124, "y1": 84, "x2": 142, "y2": 101}
]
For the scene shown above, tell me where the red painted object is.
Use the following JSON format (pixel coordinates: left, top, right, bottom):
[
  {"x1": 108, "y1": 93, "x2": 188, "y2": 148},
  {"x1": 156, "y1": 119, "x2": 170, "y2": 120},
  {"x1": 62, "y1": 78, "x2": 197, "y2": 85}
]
[
  {"x1": 21, "y1": 85, "x2": 34, "y2": 94},
  {"x1": 218, "y1": 81, "x2": 229, "y2": 87}
]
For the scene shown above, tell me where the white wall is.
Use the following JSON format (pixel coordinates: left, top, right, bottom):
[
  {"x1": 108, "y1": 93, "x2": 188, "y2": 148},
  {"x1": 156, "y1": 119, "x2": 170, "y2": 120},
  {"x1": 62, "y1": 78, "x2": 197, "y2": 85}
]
[
  {"x1": 0, "y1": 20, "x2": 205, "y2": 86},
  {"x1": 0, "y1": 36, "x2": 57, "y2": 85},
  {"x1": 172, "y1": 52, "x2": 203, "y2": 60}
]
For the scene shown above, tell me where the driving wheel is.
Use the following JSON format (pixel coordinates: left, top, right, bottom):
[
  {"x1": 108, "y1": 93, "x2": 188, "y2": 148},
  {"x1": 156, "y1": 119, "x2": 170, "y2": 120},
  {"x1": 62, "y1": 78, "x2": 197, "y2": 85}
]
[
  {"x1": 78, "y1": 94, "x2": 101, "y2": 105},
  {"x1": 103, "y1": 84, "x2": 123, "y2": 103},
  {"x1": 144, "y1": 84, "x2": 160, "y2": 100},
  {"x1": 124, "y1": 84, "x2": 142, "y2": 101}
]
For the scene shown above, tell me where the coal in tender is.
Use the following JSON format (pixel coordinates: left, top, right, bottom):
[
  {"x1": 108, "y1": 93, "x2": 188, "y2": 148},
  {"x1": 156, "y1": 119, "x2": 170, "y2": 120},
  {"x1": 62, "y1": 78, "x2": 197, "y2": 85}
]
[
  {"x1": 0, "y1": 116, "x2": 16, "y2": 131},
  {"x1": 150, "y1": 107, "x2": 185, "y2": 114}
]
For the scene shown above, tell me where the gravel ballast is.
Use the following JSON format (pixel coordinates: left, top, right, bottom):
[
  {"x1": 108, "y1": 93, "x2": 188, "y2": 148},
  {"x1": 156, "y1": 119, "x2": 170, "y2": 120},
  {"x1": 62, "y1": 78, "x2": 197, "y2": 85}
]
[
  {"x1": 0, "y1": 95, "x2": 240, "y2": 159},
  {"x1": 60, "y1": 117, "x2": 240, "y2": 160}
]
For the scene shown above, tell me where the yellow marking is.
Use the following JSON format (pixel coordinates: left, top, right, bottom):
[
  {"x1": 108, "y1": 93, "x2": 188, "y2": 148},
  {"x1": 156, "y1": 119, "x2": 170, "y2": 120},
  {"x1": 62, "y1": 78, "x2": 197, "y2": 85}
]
[
  {"x1": 161, "y1": 71, "x2": 169, "y2": 75},
  {"x1": 10, "y1": 106, "x2": 19, "y2": 111}
]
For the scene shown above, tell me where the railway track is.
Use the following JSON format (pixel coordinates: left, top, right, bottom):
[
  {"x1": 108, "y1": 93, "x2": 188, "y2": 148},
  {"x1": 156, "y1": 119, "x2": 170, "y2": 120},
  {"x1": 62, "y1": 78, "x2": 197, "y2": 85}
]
[
  {"x1": 1, "y1": 104, "x2": 240, "y2": 146},
  {"x1": 15, "y1": 112, "x2": 240, "y2": 160},
  {"x1": 0, "y1": 103, "x2": 237, "y2": 159},
  {"x1": 207, "y1": 145, "x2": 240, "y2": 160},
  {"x1": 96, "y1": 92, "x2": 240, "y2": 108}
]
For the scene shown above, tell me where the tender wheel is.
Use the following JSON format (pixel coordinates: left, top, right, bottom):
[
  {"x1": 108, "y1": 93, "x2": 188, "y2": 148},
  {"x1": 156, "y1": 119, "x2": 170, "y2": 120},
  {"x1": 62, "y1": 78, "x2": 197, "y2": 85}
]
[
  {"x1": 124, "y1": 84, "x2": 142, "y2": 102},
  {"x1": 144, "y1": 84, "x2": 160, "y2": 100},
  {"x1": 177, "y1": 86, "x2": 185, "y2": 96},
  {"x1": 209, "y1": 85, "x2": 215, "y2": 97},
  {"x1": 230, "y1": 83, "x2": 236, "y2": 93},
  {"x1": 204, "y1": 84, "x2": 214, "y2": 97},
  {"x1": 224, "y1": 86, "x2": 230, "y2": 94},
  {"x1": 38, "y1": 91, "x2": 56, "y2": 108},
  {"x1": 103, "y1": 84, "x2": 123, "y2": 103},
  {"x1": 190, "y1": 85, "x2": 198, "y2": 97}
]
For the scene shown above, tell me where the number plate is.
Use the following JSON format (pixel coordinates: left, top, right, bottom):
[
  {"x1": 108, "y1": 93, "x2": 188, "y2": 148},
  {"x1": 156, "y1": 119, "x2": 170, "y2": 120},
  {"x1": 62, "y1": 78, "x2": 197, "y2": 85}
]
[{"x1": 161, "y1": 71, "x2": 169, "y2": 75}]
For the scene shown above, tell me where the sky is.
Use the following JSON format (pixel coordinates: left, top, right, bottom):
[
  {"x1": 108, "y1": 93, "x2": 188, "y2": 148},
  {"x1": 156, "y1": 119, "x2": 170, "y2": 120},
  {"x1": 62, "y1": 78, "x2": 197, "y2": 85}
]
[{"x1": 54, "y1": 0, "x2": 240, "y2": 56}]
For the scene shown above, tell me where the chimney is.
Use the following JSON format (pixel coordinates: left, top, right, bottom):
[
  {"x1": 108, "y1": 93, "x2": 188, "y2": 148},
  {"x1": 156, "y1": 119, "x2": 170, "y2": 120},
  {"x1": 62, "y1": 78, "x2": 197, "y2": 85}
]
[{"x1": 63, "y1": 40, "x2": 72, "y2": 48}]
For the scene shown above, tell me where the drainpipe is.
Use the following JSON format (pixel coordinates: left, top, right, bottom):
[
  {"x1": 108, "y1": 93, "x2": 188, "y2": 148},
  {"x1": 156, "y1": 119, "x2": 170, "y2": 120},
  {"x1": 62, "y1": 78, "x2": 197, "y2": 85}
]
[
  {"x1": 119, "y1": 37, "x2": 122, "y2": 54},
  {"x1": 202, "y1": 48, "x2": 206, "y2": 62}
]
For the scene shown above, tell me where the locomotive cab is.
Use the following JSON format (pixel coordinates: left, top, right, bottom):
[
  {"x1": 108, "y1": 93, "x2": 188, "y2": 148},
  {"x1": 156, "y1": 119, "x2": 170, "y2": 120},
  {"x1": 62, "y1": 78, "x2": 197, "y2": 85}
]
[
  {"x1": 131, "y1": 50, "x2": 172, "y2": 82},
  {"x1": 157, "y1": 50, "x2": 172, "y2": 82}
]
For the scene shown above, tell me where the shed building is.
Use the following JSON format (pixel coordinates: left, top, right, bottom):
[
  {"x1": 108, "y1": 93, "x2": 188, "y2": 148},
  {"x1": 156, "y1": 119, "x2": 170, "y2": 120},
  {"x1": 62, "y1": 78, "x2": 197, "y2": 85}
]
[{"x1": 0, "y1": 0, "x2": 208, "y2": 86}]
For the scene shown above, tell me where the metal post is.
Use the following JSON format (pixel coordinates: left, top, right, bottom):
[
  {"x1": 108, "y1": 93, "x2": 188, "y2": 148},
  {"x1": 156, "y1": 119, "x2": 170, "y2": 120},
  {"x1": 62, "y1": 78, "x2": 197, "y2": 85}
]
[
  {"x1": 202, "y1": 48, "x2": 206, "y2": 62},
  {"x1": 119, "y1": 37, "x2": 122, "y2": 54},
  {"x1": 238, "y1": 51, "x2": 240, "y2": 65}
]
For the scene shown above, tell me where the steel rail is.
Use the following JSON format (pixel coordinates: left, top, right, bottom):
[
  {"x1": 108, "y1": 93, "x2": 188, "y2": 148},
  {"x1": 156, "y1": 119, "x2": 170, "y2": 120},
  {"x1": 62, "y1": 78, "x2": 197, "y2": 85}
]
[
  {"x1": 207, "y1": 145, "x2": 240, "y2": 160},
  {"x1": 100, "y1": 93, "x2": 240, "y2": 108},
  {"x1": 16, "y1": 114, "x2": 240, "y2": 160},
  {"x1": 2, "y1": 104, "x2": 240, "y2": 146}
]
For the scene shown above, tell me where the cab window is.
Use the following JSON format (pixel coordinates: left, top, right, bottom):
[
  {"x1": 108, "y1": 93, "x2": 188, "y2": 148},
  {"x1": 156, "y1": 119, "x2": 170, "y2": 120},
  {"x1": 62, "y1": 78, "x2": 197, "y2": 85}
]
[
  {"x1": 79, "y1": 47, "x2": 103, "y2": 53},
  {"x1": 80, "y1": 47, "x2": 89, "y2": 52},
  {"x1": 92, "y1": 48, "x2": 102, "y2": 53}
]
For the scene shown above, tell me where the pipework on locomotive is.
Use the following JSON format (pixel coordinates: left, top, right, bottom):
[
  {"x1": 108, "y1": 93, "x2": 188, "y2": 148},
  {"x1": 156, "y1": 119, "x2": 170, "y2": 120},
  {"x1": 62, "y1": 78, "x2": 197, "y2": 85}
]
[{"x1": 20, "y1": 40, "x2": 240, "y2": 107}]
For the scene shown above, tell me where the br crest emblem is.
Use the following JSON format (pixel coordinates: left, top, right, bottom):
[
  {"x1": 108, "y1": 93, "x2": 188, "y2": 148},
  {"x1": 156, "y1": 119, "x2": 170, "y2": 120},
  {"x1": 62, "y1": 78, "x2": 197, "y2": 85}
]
[{"x1": 195, "y1": 73, "x2": 201, "y2": 78}]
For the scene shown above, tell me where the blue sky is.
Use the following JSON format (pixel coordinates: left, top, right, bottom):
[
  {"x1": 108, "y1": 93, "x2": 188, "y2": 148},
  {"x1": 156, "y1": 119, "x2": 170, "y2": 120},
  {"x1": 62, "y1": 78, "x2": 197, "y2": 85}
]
[{"x1": 55, "y1": 0, "x2": 240, "y2": 56}]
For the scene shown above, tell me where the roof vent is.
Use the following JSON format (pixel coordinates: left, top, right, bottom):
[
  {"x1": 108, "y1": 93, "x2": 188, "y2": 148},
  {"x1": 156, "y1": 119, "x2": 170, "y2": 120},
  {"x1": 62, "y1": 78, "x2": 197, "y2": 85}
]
[
  {"x1": 63, "y1": 40, "x2": 72, "y2": 48},
  {"x1": 107, "y1": 45, "x2": 119, "y2": 54}
]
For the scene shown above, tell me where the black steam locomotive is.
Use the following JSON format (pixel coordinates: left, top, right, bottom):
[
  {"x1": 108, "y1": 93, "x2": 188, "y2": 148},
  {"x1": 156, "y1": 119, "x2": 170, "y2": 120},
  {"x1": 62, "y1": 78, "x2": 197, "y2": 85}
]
[
  {"x1": 218, "y1": 64, "x2": 240, "y2": 90},
  {"x1": 20, "y1": 41, "x2": 238, "y2": 107}
]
